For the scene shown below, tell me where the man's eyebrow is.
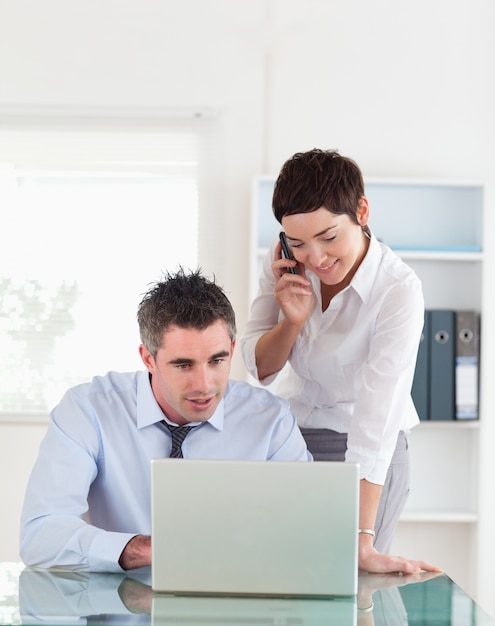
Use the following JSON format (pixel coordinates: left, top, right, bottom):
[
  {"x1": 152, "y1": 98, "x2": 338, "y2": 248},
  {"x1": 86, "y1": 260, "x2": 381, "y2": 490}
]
[
  {"x1": 210, "y1": 350, "x2": 231, "y2": 360},
  {"x1": 169, "y1": 358, "x2": 194, "y2": 365},
  {"x1": 168, "y1": 350, "x2": 230, "y2": 366}
]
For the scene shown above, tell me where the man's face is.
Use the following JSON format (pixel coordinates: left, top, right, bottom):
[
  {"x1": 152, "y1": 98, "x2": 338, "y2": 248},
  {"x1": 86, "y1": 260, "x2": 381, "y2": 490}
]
[{"x1": 139, "y1": 320, "x2": 235, "y2": 425}]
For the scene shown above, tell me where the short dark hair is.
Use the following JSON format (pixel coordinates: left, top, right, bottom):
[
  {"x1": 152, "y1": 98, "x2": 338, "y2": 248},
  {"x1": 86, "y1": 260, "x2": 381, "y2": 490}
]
[
  {"x1": 137, "y1": 267, "x2": 236, "y2": 356},
  {"x1": 272, "y1": 149, "x2": 365, "y2": 226}
]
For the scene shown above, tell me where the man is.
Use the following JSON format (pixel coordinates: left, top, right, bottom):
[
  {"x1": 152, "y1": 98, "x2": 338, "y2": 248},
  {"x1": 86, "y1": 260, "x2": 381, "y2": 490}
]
[{"x1": 20, "y1": 268, "x2": 311, "y2": 573}]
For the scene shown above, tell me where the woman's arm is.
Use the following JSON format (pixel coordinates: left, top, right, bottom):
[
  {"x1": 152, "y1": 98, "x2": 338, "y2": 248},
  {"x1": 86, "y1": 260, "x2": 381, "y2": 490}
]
[
  {"x1": 244, "y1": 240, "x2": 315, "y2": 381},
  {"x1": 350, "y1": 277, "x2": 441, "y2": 572},
  {"x1": 358, "y1": 479, "x2": 441, "y2": 574},
  {"x1": 347, "y1": 276, "x2": 425, "y2": 483},
  {"x1": 254, "y1": 317, "x2": 302, "y2": 380}
]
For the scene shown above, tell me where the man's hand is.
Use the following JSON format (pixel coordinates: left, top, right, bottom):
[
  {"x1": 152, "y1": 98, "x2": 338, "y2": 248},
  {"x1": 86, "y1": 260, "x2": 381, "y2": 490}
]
[{"x1": 118, "y1": 535, "x2": 151, "y2": 570}]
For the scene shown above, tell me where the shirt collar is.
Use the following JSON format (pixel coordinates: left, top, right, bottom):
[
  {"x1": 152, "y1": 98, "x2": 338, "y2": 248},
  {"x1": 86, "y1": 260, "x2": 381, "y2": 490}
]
[
  {"x1": 136, "y1": 369, "x2": 226, "y2": 431},
  {"x1": 348, "y1": 230, "x2": 381, "y2": 303}
]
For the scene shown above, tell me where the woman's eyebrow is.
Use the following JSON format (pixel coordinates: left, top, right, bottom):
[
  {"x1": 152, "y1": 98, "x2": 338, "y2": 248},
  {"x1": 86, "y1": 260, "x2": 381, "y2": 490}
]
[{"x1": 287, "y1": 225, "x2": 336, "y2": 242}]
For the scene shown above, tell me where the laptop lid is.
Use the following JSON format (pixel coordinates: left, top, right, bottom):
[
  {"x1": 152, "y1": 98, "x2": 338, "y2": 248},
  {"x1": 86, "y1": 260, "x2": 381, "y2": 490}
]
[{"x1": 151, "y1": 459, "x2": 359, "y2": 597}]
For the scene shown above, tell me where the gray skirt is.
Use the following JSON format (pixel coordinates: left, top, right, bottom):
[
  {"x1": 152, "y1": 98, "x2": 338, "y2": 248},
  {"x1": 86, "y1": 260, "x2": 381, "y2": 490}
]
[{"x1": 300, "y1": 428, "x2": 410, "y2": 554}]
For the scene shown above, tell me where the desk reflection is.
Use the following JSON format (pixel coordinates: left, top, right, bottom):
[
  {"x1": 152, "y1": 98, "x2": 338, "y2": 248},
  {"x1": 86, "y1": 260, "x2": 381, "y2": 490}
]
[
  {"x1": 17, "y1": 567, "x2": 492, "y2": 626},
  {"x1": 18, "y1": 567, "x2": 355, "y2": 625}
]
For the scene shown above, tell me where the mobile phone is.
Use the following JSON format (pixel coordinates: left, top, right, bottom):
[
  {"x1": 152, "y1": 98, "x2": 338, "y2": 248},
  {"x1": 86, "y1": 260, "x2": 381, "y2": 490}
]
[{"x1": 279, "y1": 231, "x2": 298, "y2": 274}]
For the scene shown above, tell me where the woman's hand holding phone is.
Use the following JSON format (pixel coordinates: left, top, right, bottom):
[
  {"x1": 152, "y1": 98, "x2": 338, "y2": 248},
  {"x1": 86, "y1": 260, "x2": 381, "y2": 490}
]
[
  {"x1": 279, "y1": 231, "x2": 298, "y2": 274},
  {"x1": 273, "y1": 232, "x2": 315, "y2": 328}
]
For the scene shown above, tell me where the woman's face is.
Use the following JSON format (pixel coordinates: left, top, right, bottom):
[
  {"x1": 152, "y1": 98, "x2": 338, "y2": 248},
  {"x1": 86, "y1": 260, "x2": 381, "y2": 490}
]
[{"x1": 281, "y1": 202, "x2": 370, "y2": 287}]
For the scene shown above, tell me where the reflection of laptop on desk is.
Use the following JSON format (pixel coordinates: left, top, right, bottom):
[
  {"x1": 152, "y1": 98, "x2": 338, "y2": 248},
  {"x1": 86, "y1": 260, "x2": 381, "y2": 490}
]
[
  {"x1": 151, "y1": 459, "x2": 359, "y2": 598},
  {"x1": 152, "y1": 593, "x2": 357, "y2": 626}
]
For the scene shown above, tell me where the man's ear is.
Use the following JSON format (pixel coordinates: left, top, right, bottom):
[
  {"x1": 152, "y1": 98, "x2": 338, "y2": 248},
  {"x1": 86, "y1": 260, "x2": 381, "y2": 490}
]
[
  {"x1": 357, "y1": 197, "x2": 370, "y2": 226},
  {"x1": 139, "y1": 344, "x2": 154, "y2": 372}
]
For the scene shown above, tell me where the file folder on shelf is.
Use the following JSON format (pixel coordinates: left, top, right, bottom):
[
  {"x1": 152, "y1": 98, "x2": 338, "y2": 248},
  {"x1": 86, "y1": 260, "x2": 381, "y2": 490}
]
[
  {"x1": 429, "y1": 310, "x2": 456, "y2": 421},
  {"x1": 455, "y1": 310, "x2": 480, "y2": 420},
  {"x1": 411, "y1": 310, "x2": 430, "y2": 421}
]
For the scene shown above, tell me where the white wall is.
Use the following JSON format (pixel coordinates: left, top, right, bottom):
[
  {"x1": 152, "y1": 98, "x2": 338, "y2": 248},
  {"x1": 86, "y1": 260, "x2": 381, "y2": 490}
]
[
  {"x1": 265, "y1": 0, "x2": 495, "y2": 180},
  {"x1": 2, "y1": 0, "x2": 494, "y2": 367},
  {"x1": 1, "y1": 0, "x2": 495, "y2": 612}
]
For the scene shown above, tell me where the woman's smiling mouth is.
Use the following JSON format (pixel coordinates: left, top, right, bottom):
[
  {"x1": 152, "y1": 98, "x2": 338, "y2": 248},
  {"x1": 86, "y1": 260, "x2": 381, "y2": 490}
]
[{"x1": 315, "y1": 259, "x2": 338, "y2": 272}]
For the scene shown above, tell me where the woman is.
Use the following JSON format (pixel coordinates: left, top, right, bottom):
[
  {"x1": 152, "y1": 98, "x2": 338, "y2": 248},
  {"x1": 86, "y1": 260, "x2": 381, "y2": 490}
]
[{"x1": 241, "y1": 149, "x2": 440, "y2": 574}]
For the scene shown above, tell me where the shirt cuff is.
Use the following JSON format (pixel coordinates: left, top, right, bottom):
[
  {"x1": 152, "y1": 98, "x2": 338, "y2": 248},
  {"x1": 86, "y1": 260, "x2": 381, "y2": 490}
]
[{"x1": 89, "y1": 531, "x2": 137, "y2": 572}]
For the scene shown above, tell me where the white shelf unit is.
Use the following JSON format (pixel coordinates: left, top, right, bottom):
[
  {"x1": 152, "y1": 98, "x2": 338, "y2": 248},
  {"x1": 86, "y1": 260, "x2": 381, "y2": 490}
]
[{"x1": 249, "y1": 176, "x2": 484, "y2": 598}]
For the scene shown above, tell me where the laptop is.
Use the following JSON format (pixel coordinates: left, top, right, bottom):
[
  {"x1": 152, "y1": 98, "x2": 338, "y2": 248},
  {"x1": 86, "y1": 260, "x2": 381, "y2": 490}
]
[{"x1": 151, "y1": 459, "x2": 359, "y2": 598}]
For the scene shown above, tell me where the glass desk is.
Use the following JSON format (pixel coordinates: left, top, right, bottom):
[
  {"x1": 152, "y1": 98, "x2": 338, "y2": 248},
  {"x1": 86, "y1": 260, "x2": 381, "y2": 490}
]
[{"x1": 1, "y1": 562, "x2": 494, "y2": 625}]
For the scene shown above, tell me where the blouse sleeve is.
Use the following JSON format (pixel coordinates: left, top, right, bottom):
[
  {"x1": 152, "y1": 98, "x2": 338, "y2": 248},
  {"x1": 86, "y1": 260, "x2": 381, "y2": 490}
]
[
  {"x1": 345, "y1": 275, "x2": 424, "y2": 484},
  {"x1": 240, "y1": 239, "x2": 283, "y2": 386}
]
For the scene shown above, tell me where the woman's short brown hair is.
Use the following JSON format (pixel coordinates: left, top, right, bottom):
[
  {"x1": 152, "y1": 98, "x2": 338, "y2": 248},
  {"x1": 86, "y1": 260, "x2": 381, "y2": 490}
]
[{"x1": 272, "y1": 149, "x2": 365, "y2": 226}]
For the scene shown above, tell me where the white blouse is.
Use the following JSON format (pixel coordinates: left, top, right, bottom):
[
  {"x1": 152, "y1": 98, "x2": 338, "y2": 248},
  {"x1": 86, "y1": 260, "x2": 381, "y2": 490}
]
[{"x1": 241, "y1": 232, "x2": 424, "y2": 485}]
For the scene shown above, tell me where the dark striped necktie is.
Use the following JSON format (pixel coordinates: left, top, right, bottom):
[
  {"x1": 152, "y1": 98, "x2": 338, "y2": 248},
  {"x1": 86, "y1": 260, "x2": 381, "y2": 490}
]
[{"x1": 161, "y1": 420, "x2": 193, "y2": 458}]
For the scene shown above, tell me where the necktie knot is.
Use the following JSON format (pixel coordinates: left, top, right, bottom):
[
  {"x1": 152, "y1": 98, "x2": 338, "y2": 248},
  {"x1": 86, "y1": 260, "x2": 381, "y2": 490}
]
[{"x1": 161, "y1": 420, "x2": 194, "y2": 458}]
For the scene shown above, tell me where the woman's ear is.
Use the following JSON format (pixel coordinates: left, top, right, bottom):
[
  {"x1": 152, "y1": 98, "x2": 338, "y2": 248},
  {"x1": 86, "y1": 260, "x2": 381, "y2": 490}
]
[{"x1": 357, "y1": 197, "x2": 370, "y2": 227}]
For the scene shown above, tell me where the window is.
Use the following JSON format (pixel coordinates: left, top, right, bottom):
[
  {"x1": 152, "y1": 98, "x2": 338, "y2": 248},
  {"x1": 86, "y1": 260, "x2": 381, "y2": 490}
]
[{"x1": 0, "y1": 118, "x2": 208, "y2": 416}]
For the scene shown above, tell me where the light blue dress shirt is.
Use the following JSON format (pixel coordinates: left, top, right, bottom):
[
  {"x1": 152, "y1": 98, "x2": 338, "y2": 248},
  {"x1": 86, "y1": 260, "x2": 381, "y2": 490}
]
[{"x1": 20, "y1": 370, "x2": 311, "y2": 573}]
